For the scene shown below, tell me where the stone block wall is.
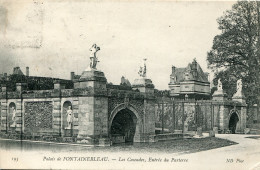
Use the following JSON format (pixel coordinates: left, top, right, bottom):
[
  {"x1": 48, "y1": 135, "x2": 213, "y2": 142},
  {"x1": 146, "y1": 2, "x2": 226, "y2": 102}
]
[
  {"x1": 247, "y1": 105, "x2": 259, "y2": 128},
  {"x1": 77, "y1": 96, "x2": 95, "y2": 140},
  {"x1": 94, "y1": 97, "x2": 108, "y2": 137},
  {"x1": 143, "y1": 99, "x2": 156, "y2": 137}
]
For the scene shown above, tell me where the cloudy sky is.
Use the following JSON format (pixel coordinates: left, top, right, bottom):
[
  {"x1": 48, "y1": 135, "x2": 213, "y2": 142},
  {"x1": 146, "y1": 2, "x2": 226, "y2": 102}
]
[{"x1": 0, "y1": 0, "x2": 235, "y2": 89}]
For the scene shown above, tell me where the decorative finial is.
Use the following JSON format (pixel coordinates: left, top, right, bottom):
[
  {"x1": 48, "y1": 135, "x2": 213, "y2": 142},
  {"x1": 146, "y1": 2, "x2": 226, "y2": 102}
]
[{"x1": 89, "y1": 44, "x2": 100, "y2": 69}]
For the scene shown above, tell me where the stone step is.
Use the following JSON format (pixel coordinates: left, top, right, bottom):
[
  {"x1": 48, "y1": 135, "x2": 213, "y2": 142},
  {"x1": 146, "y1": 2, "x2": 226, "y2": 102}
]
[{"x1": 250, "y1": 129, "x2": 260, "y2": 135}]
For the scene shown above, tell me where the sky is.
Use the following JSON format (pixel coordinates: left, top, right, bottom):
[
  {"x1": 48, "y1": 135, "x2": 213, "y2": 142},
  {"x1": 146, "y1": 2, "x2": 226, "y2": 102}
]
[{"x1": 0, "y1": 0, "x2": 235, "y2": 90}]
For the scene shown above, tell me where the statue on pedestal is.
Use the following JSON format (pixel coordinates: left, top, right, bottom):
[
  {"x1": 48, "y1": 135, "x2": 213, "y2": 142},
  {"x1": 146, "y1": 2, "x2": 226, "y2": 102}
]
[
  {"x1": 10, "y1": 107, "x2": 16, "y2": 127},
  {"x1": 65, "y1": 106, "x2": 74, "y2": 129},
  {"x1": 89, "y1": 44, "x2": 100, "y2": 69},
  {"x1": 138, "y1": 58, "x2": 147, "y2": 78}
]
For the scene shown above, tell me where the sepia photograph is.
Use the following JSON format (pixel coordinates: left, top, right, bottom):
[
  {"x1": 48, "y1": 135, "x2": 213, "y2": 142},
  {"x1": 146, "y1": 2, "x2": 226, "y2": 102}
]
[{"x1": 0, "y1": 0, "x2": 259, "y2": 169}]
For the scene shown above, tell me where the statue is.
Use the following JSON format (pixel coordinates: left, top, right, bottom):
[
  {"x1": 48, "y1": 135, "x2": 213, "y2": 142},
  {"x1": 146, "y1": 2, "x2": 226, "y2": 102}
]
[
  {"x1": 10, "y1": 107, "x2": 16, "y2": 127},
  {"x1": 236, "y1": 79, "x2": 242, "y2": 92},
  {"x1": 217, "y1": 79, "x2": 222, "y2": 90},
  {"x1": 65, "y1": 106, "x2": 74, "y2": 129},
  {"x1": 138, "y1": 58, "x2": 147, "y2": 77},
  {"x1": 89, "y1": 44, "x2": 100, "y2": 69}
]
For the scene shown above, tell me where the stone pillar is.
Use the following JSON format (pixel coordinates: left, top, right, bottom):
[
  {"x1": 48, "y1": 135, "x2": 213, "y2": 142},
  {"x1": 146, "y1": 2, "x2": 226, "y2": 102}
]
[
  {"x1": 140, "y1": 99, "x2": 156, "y2": 142},
  {"x1": 76, "y1": 69, "x2": 109, "y2": 145},
  {"x1": 53, "y1": 80, "x2": 62, "y2": 136},
  {"x1": 0, "y1": 85, "x2": 7, "y2": 132},
  {"x1": 240, "y1": 104, "x2": 247, "y2": 131},
  {"x1": 0, "y1": 99, "x2": 7, "y2": 132},
  {"x1": 15, "y1": 83, "x2": 27, "y2": 133},
  {"x1": 232, "y1": 80, "x2": 247, "y2": 132},
  {"x1": 132, "y1": 77, "x2": 155, "y2": 142},
  {"x1": 15, "y1": 100, "x2": 22, "y2": 133},
  {"x1": 218, "y1": 104, "x2": 227, "y2": 131}
]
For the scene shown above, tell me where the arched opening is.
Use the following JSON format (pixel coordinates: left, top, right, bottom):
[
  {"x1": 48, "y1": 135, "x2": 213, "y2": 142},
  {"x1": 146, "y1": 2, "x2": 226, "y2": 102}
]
[
  {"x1": 229, "y1": 112, "x2": 239, "y2": 134},
  {"x1": 110, "y1": 108, "x2": 137, "y2": 144},
  {"x1": 9, "y1": 102, "x2": 16, "y2": 128},
  {"x1": 63, "y1": 101, "x2": 73, "y2": 137}
]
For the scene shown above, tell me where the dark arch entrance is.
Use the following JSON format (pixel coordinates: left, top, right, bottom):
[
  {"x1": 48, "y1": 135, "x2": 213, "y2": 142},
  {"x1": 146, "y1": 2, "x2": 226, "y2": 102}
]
[
  {"x1": 229, "y1": 112, "x2": 239, "y2": 134},
  {"x1": 110, "y1": 108, "x2": 137, "y2": 143}
]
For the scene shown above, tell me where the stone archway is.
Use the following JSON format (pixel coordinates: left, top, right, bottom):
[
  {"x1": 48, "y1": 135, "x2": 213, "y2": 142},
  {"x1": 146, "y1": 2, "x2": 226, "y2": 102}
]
[
  {"x1": 228, "y1": 111, "x2": 239, "y2": 134},
  {"x1": 109, "y1": 104, "x2": 141, "y2": 144}
]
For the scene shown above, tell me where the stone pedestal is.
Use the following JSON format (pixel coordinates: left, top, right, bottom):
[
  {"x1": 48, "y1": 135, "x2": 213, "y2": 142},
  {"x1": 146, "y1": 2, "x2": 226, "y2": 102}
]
[
  {"x1": 232, "y1": 95, "x2": 246, "y2": 104},
  {"x1": 209, "y1": 130, "x2": 215, "y2": 137},
  {"x1": 79, "y1": 69, "x2": 107, "y2": 90},
  {"x1": 196, "y1": 127, "x2": 203, "y2": 137},
  {"x1": 213, "y1": 127, "x2": 218, "y2": 134},
  {"x1": 212, "y1": 90, "x2": 227, "y2": 101},
  {"x1": 132, "y1": 77, "x2": 154, "y2": 94},
  {"x1": 64, "y1": 129, "x2": 73, "y2": 137}
]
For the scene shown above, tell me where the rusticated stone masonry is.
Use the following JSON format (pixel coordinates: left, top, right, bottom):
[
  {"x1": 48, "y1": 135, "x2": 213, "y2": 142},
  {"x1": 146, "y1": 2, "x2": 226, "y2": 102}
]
[{"x1": 24, "y1": 101, "x2": 53, "y2": 131}]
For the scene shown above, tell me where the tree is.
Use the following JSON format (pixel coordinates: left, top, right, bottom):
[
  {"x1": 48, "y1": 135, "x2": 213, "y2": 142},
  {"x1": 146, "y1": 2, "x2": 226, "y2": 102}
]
[{"x1": 207, "y1": 1, "x2": 260, "y2": 108}]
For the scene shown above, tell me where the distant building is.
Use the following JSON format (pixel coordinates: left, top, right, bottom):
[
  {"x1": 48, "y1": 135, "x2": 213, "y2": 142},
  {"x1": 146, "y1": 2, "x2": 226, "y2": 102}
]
[{"x1": 168, "y1": 59, "x2": 210, "y2": 100}]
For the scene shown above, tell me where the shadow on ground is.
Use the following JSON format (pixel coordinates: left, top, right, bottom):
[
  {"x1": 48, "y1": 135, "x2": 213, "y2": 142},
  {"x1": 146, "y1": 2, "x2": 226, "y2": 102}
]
[{"x1": 0, "y1": 137, "x2": 237, "y2": 154}]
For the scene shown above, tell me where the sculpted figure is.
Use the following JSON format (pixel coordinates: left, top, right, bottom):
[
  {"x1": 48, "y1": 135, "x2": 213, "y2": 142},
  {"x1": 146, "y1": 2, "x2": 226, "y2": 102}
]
[
  {"x1": 217, "y1": 79, "x2": 222, "y2": 90},
  {"x1": 138, "y1": 58, "x2": 147, "y2": 77},
  {"x1": 66, "y1": 106, "x2": 74, "y2": 129},
  {"x1": 10, "y1": 107, "x2": 16, "y2": 127},
  {"x1": 237, "y1": 79, "x2": 242, "y2": 92},
  {"x1": 89, "y1": 44, "x2": 100, "y2": 69}
]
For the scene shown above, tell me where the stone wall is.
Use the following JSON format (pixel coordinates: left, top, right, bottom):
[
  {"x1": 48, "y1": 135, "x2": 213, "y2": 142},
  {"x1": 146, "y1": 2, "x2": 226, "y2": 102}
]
[{"x1": 155, "y1": 99, "x2": 247, "y2": 134}]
